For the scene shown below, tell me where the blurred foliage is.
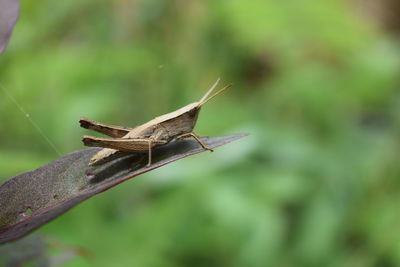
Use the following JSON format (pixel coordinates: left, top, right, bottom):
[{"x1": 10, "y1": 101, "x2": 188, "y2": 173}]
[
  {"x1": 0, "y1": 234, "x2": 88, "y2": 266},
  {"x1": 1, "y1": 0, "x2": 400, "y2": 266}
]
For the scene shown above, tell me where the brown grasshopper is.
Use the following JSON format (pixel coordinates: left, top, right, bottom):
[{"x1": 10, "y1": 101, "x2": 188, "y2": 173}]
[{"x1": 80, "y1": 79, "x2": 231, "y2": 166}]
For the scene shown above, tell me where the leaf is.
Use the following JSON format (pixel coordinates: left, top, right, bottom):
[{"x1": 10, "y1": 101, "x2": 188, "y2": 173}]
[
  {"x1": 0, "y1": 134, "x2": 247, "y2": 244},
  {"x1": 0, "y1": 0, "x2": 19, "y2": 54},
  {"x1": 0, "y1": 234, "x2": 88, "y2": 265}
]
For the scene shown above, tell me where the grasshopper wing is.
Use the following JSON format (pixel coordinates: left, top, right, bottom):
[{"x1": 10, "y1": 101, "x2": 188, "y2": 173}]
[{"x1": 79, "y1": 118, "x2": 131, "y2": 138}]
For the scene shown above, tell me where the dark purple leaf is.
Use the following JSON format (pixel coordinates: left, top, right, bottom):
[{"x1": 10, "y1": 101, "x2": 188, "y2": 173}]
[
  {"x1": 0, "y1": 235, "x2": 48, "y2": 266},
  {"x1": 0, "y1": 0, "x2": 19, "y2": 54},
  {"x1": 0, "y1": 134, "x2": 247, "y2": 244},
  {"x1": 0, "y1": 234, "x2": 89, "y2": 265}
]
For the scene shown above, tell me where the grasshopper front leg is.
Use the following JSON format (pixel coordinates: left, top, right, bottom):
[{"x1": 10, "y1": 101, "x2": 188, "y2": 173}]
[{"x1": 177, "y1": 132, "x2": 214, "y2": 152}]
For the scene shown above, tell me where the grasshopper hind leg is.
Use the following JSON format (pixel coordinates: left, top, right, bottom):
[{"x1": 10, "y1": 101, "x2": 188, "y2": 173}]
[
  {"x1": 82, "y1": 135, "x2": 167, "y2": 167},
  {"x1": 145, "y1": 129, "x2": 166, "y2": 167}
]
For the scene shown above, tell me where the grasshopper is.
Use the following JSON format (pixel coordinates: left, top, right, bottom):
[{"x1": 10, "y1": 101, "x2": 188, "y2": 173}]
[{"x1": 80, "y1": 79, "x2": 231, "y2": 166}]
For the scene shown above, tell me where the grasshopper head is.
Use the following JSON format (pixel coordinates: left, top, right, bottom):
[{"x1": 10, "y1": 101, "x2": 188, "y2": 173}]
[{"x1": 152, "y1": 79, "x2": 230, "y2": 130}]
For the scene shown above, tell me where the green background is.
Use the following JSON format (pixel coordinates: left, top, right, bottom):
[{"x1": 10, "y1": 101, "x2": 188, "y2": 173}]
[{"x1": 1, "y1": 0, "x2": 400, "y2": 266}]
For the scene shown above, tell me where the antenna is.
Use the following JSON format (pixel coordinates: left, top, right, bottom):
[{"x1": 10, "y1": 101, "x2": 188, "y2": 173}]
[
  {"x1": 200, "y1": 83, "x2": 232, "y2": 106},
  {"x1": 199, "y1": 78, "x2": 220, "y2": 104}
]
